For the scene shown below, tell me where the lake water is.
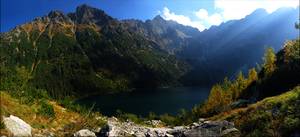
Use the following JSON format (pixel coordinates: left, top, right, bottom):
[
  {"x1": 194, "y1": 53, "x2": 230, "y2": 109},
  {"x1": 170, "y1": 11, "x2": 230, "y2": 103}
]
[{"x1": 76, "y1": 87, "x2": 211, "y2": 116}]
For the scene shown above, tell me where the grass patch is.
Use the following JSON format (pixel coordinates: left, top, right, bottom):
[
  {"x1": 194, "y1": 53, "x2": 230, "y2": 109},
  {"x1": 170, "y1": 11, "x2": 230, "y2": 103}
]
[
  {"x1": 0, "y1": 121, "x2": 5, "y2": 129},
  {"x1": 210, "y1": 86, "x2": 300, "y2": 137},
  {"x1": 0, "y1": 91, "x2": 107, "y2": 136},
  {"x1": 37, "y1": 99, "x2": 55, "y2": 118}
]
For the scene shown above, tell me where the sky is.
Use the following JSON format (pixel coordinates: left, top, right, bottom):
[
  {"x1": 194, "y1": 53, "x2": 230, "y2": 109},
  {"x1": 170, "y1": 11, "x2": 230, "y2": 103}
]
[{"x1": 1, "y1": 0, "x2": 299, "y2": 32}]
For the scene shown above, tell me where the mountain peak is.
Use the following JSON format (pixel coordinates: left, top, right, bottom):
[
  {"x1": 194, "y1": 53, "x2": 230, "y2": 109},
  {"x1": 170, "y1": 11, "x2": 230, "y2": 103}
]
[
  {"x1": 244, "y1": 8, "x2": 268, "y2": 19},
  {"x1": 153, "y1": 15, "x2": 164, "y2": 21},
  {"x1": 252, "y1": 8, "x2": 268, "y2": 15},
  {"x1": 74, "y1": 4, "x2": 113, "y2": 25},
  {"x1": 77, "y1": 4, "x2": 90, "y2": 8},
  {"x1": 47, "y1": 10, "x2": 72, "y2": 23},
  {"x1": 150, "y1": 15, "x2": 167, "y2": 26},
  {"x1": 152, "y1": 15, "x2": 168, "y2": 24},
  {"x1": 48, "y1": 10, "x2": 65, "y2": 18},
  {"x1": 76, "y1": 4, "x2": 98, "y2": 13}
]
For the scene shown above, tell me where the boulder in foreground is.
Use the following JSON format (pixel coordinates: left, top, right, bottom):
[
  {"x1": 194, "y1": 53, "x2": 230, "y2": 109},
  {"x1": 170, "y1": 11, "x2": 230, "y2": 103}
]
[
  {"x1": 3, "y1": 115, "x2": 32, "y2": 137},
  {"x1": 74, "y1": 129, "x2": 96, "y2": 137}
]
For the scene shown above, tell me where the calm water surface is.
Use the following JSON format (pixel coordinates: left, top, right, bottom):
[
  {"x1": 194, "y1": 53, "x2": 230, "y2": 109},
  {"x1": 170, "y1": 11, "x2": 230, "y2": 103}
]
[{"x1": 77, "y1": 87, "x2": 210, "y2": 116}]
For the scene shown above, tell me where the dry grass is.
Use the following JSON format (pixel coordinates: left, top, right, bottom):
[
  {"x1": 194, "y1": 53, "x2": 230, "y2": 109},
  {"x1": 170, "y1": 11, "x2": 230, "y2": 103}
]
[
  {"x1": 210, "y1": 86, "x2": 300, "y2": 121},
  {"x1": 0, "y1": 91, "x2": 106, "y2": 136},
  {"x1": 208, "y1": 86, "x2": 300, "y2": 136}
]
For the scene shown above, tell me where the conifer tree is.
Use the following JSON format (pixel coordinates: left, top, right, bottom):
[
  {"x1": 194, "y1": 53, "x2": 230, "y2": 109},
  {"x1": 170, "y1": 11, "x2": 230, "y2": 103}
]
[
  {"x1": 263, "y1": 47, "x2": 277, "y2": 76},
  {"x1": 248, "y1": 68, "x2": 258, "y2": 83}
]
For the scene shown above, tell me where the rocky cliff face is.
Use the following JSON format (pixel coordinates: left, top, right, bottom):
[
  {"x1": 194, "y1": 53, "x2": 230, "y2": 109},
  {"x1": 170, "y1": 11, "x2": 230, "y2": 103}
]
[
  {"x1": 70, "y1": 4, "x2": 114, "y2": 25},
  {"x1": 121, "y1": 15, "x2": 200, "y2": 54}
]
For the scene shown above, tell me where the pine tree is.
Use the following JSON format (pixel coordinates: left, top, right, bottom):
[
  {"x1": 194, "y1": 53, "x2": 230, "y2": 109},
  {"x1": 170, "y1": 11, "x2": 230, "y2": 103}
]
[
  {"x1": 205, "y1": 84, "x2": 223, "y2": 113},
  {"x1": 15, "y1": 66, "x2": 32, "y2": 89},
  {"x1": 232, "y1": 71, "x2": 247, "y2": 99},
  {"x1": 248, "y1": 68, "x2": 258, "y2": 83},
  {"x1": 263, "y1": 47, "x2": 277, "y2": 76}
]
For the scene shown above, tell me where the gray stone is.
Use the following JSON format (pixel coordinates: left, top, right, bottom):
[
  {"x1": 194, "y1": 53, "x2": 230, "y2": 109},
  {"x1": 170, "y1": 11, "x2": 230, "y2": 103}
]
[
  {"x1": 183, "y1": 120, "x2": 238, "y2": 137},
  {"x1": 98, "y1": 117, "x2": 239, "y2": 137},
  {"x1": 133, "y1": 132, "x2": 146, "y2": 137},
  {"x1": 74, "y1": 129, "x2": 96, "y2": 137},
  {"x1": 221, "y1": 128, "x2": 240, "y2": 137},
  {"x1": 34, "y1": 130, "x2": 55, "y2": 137},
  {"x1": 192, "y1": 122, "x2": 200, "y2": 128},
  {"x1": 198, "y1": 118, "x2": 206, "y2": 123},
  {"x1": 166, "y1": 133, "x2": 174, "y2": 137},
  {"x1": 104, "y1": 120, "x2": 131, "y2": 137},
  {"x1": 167, "y1": 126, "x2": 186, "y2": 137},
  {"x1": 3, "y1": 115, "x2": 32, "y2": 137},
  {"x1": 91, "y1": 127, "x2": 101, "y2": 133},
  {"x1": 146, "y1": 120, "x2": 163, "y2": 127}
]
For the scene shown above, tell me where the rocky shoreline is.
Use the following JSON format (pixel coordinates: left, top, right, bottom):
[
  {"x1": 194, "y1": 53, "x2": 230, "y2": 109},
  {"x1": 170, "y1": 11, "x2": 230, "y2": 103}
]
[{"x1": 2, "y1": 115, "x2": 240, "y2": 137}]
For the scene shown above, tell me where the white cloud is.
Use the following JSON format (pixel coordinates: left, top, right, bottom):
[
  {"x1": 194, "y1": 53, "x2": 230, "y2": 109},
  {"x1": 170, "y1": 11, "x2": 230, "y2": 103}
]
[
  {"x1": 160, "y1": 0, "x2": 299, "y2": 31},
  {"x1": 195, "y1": 9, "x2": 223, "y2": 26},
  {"x1": 215, "y1": 0, "x2": 299, "y2": 20},
  {"x1": 208, "y1": 13, "x2": 223, "y2": 25},
  {"x1": 162, "y1": 7, "x2": 206, "y2": 31},
  {"x1": 195, "y1": 9, "x2": 208, "y2": 19}
]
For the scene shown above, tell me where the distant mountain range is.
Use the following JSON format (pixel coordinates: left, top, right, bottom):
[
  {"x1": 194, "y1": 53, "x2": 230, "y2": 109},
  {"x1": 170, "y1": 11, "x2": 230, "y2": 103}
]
[
  {"x1": 178, "y1": 7, "x2": 299, "y2": 85},
  {"x1": 0, "y1": 4, "x2": 298, "y2": 96}
]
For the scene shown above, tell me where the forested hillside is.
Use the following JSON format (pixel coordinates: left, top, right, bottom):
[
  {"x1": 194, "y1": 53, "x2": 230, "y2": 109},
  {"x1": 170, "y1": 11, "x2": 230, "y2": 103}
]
[{"x1": 0, "y1": 5, "x2": 188, "y2": 98}]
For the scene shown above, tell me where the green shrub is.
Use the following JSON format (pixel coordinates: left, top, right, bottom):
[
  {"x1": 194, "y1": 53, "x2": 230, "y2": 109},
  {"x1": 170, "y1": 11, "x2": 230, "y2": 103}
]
[
  {"x1": 122, "y1": 113, "x2": 141, "y2": 123},
  {"x1": 116, "y1": 110, "x2": 144, "y2": 124},
  {"x1": 241, "y1": 110, "x2": 270, "y2": 132},
  {"x1": 281, "y1": 117, "x2": 300, "y2": 135},
  {"x1": 147, "y1": 112, "x2": 158, "y2": 120},
  {"x1": 0, "y1": 121, "x2": 5, "y2": 129},
  {"x1": 16, "y1": 88, "x2": 50, "y2": 105},
  {"x1": 58, "y1": 97, "x2": 94, "y2": 116},
  {"x1": 37, "y1": 99, "x2": 55, "y2": 118},
  {"x1": 159, "y1": 114, "x2": 178, "y2": 126},
  {"x1": 0, "y1": 66, "x2": 50, "y2": 106},
  {"x1": 177, "y1": 109, "x2": 195, "y2": 125},
  {"x1": 246, "y1": 129, "x2": 266, "y2": 137},
  {"x1": 58, "y1": 97, "x2": 74, "y2": 109}
]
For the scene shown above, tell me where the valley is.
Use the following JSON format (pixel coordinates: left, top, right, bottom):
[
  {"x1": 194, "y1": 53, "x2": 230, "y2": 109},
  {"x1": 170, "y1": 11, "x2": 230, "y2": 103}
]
[{"x1": 0, "y1": 3, "x2": 299, "y2": 137}]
